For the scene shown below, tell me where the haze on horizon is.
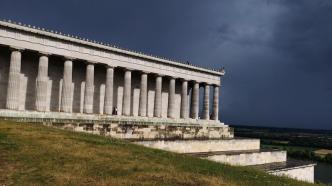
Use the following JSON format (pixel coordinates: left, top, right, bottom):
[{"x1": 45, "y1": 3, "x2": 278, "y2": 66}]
[{"x1": 0, "y1": 0, "x2": 331, "y2": 130}]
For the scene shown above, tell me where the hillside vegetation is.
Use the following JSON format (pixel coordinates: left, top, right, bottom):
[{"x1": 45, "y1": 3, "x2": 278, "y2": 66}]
[{"x1": 0, "y1": 121, "x2": 319, "y2": 186}]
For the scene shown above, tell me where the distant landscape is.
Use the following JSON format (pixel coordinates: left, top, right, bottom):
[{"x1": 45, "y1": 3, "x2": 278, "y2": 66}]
[
  {"x1": 232, "y1": 125, "x2": 332, "y2": 184},
  {"x1": 232, "y1": 125, "x2": 332, "y2": 162}
]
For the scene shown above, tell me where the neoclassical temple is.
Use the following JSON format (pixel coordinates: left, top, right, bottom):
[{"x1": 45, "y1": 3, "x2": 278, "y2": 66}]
[
  {"x1": 0, "y1": 20, "x2": 316, "y2": 183},
  {"x1": 0, "y1": 19, "x2": 223, "y2": 120},
  {"x1": 0, "y1": 19, "x2": 231, "y2": 139}
]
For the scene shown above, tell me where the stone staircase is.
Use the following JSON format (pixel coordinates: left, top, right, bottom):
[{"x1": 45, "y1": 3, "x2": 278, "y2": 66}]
[{"x1": 135, "y1": 138, "x2": 315, "y2": 183}]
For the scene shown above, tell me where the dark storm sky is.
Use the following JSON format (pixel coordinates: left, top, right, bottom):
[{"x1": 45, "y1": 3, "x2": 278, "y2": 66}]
[{"x1": 0, "y1": 0, "x2": 331, "y2": 129}]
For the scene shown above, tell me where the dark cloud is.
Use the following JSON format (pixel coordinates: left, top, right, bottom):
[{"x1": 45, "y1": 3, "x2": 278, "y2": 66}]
[{"x1": 0, "y1": 0, "x2": 331, "y2": 129}]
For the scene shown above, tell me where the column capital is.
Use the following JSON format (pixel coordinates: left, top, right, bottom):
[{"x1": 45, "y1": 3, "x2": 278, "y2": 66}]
[
  {"x1": 63, "y1": 56, "x2": 75, "y2": 61},
  {"x1": 203, "y1": 82, "x2": 211, "y2": 86},
  {"x1": 85, "y1": 63, "x2": 95, "y2": 69},
  {"x1": 85, "y1": 60, "x2": 96, "y2": 65},
  {"x1": 123, "y1": 67, "x2": 134, "y2": 71},
  {"x1": 152, "y1": 73, "x2": 165, "y2": 77},
  {"x1": 38, "y1": 51, "x2": 51, "y2": 56},
  {"x1": 140, "y1": 70, "x2": 150, "y2": 74},
  {"x1": 191, "y1": 80, "x2": 201, "y2": 84},
  {"x1": 180, "y1": 78, "x2": 189, "y2": 82},
  {"x1": 106, "y1": 64, "x2": 116, "y2": 68},
  {"x1": 164, "y1": 75, "x2": 177, "y2": 80},
  {"x1": 9, "y1": 46, "x2": 24, "y2": 51}
]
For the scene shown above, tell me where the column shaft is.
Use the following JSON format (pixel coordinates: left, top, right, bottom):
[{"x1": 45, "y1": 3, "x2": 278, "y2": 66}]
[
  {"x1": 122, "y1": 70, "x2": 131, "y2": 116},
  {"x1": 104, "y1": 67, "x2": 114, "y2": 115},
  {"x1": 154, "y1": 76, "x2": 162, "y2": 117},
  {"x1": 202, "y1": 84, "x2": 210, "y2": 120},
  {"x1": 6, "y1": 50, "x2": 22, "y2": 110},
  {"x1": 61, "y1": 60, "x2": 73, "y2": 113},
  {"x1": 35, "y1": 55, "x2": 49, "y2": 111},
  {"x1": 84, "y1": 64, "x2": 94, "y2": 114},
  {"x1": 180, "y1": 80, "x2": 188, "y2": 119},
  {"x1": 139, "y1": 73, "x2": 148, "y2": 116},
  {"x1": 190, "y1": 82, "x2": 199, "y2": 119},
  {"x1": 167, "y1": 78, "x2": 176, "y2": 118},
  {"x1": 211, "y1": 85, "x2": 220, "y2": 120}
]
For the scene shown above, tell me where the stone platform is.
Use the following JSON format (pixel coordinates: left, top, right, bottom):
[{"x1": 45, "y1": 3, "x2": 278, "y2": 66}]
[{"x1": 0, "y1": 109, "x2": 233, "y2": 140}]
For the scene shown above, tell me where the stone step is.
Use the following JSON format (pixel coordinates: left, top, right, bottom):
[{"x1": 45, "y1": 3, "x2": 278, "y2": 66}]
[
  {"x1": 135, "y1": 139, "x2": 260, "y2": 153},
  {"x1": 185, "y1": 149, "x2": 287, "y2": 166},
  {"x1": 250, "y1": 159, "x2": 316, "y2": 183}
]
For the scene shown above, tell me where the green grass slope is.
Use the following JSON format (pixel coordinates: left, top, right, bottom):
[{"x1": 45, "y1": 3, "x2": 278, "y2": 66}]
[{"x1": 0, "y1": 121, "x2": 319, "y2": 186}]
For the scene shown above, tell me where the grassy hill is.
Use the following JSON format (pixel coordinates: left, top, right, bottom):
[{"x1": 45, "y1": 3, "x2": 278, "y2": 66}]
[{"x1": 0, "y1": 121, "x2": 319, "y2": 186}]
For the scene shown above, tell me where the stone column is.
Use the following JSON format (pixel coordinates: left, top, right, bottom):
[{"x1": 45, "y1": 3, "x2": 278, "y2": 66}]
[
  {"x1": 211, "y1": 85, "x2": 220, "y2": 121},
  {"x1": 6, "y1": 49, "x2": 22, "y2": 110},
  {"x1": 154, "y1": 75, "x2": 162, "y2": 117},
  {"x1": 180, "y1": 79, "x2": 188, "y2": 119},
  {"x1": 202, "y1": 84, "x2": 210, "y2": 120},
  {"x1": 35, "y1": 54, "x2": 49, "y2": 111},
  {"x1": 104, "y1": 66, "x2": 114, "y2": 115},
  {"x1": 84, "y1": 63, "x2": 94, "y2": 114},
  {"x1": 190, "y1": 82, "x2": 199, "y2": 119},
  {"x1": 139, "y1": 72, "x2": 148, "y2": 117},
  {"x1": 122, "y1": 69, "x2": 131, "y2": 116},
  {"x1": 167, "y1": 77, "x2": 176, "y2": 118},
  {"x1": 61, "y1": 60, "x2": 73, "y2": 113}
]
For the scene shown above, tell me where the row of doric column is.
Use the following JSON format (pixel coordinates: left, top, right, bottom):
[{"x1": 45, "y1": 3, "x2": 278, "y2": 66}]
[{"x1": 5, "y1": 49, "x2": 220, "y2": 121}]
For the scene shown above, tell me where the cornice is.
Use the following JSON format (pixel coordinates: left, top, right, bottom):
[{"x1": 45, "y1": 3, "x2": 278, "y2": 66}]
[{"x1": 0, "y1": 19, "x2": 225, "y2": 77}]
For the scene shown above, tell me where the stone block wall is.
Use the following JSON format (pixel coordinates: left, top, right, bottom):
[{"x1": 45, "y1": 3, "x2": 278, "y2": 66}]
[
  {"x1": 49, "y1": 122, "x2": 232, "y2": 140},
  {"x1": 207, "y1": 151, "x2": 287, "y2": 166},
  {"x1": 135, "y1": 139, "x2": 260, "y2": 153},
  {"x1": 269, "y1": 165, "x2": 315, "y2": 183}
]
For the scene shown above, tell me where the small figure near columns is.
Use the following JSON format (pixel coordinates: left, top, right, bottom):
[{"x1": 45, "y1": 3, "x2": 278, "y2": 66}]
[
  {"x1": 35, "y1": 53, "x2": 49, "y2": 111},
  {"x1": 180, "y1": 79, "x2": 188, "y2": 119},
  {"x1": 84, "y1": 63, "x2": 94, "y2": 114},
  {"x1": 122, "y1": 69, "x2": 132, "y2": 116},
  {"x1": 139, "y1": 72, "x2": 148, "y2": 117},
  {"x1": 202, "y1": 84, "x2": 210, "y2": 120},
  {"x1": 6, "y1": 48, "x2": 22, "y2": 110},
  {"x1": 104, "y1": 66, "x2": 114, "y2": 115},
  {"x1": 154, "y1": 75, "x2": 162, "y2": 117}
]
